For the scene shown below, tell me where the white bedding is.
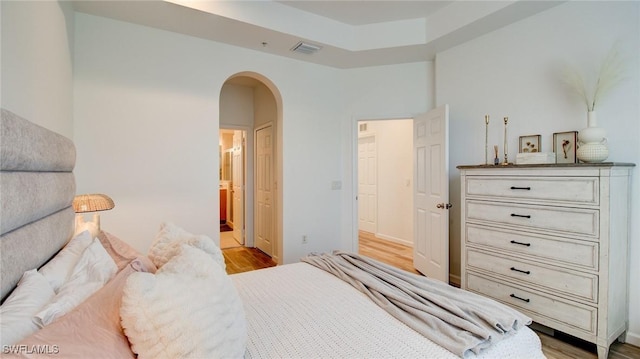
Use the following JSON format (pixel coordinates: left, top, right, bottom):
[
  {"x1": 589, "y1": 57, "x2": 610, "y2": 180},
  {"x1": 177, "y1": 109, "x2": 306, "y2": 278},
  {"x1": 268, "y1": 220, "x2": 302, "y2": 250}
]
[{"x1": 232, "y1": 263, "x2": 545, "y2": 359}]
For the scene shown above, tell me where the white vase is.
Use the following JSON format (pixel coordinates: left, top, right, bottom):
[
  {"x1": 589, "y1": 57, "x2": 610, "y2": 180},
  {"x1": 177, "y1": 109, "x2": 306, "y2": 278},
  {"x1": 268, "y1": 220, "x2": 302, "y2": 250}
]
[{"x1": 577, "y1": 111, "x2": 608, "y2": 162}]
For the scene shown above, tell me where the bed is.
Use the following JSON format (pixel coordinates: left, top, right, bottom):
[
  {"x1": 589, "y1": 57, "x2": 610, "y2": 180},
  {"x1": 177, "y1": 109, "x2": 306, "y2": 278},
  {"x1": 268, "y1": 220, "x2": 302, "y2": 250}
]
[{"x1": 0, "y1": 108, "x2": 545, "y2": 358}]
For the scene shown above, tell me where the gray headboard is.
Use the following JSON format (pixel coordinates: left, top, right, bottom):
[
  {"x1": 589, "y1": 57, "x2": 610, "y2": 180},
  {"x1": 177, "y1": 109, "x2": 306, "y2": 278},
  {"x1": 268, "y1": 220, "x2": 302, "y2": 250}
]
[{"x1": 0, "y1": 109, "x2": 76, "y2": 300}]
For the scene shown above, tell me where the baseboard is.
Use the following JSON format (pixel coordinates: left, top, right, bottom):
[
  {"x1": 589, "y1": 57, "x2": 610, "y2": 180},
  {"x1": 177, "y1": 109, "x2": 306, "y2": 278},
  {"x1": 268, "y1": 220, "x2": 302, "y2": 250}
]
[
  {"x1": 626, "y1": 330, "x2": 640, "y2": 347},
  {"x1": 374, "y1": 233, "x2": 412, "y2": 247}
]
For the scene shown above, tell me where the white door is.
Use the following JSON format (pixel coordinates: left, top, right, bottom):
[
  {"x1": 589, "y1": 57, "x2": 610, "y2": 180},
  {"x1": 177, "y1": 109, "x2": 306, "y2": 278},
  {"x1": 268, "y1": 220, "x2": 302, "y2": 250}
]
[
  {"x1": 232, "y1": 130, "x2": 244, "y2": 244},
  {"x1": 255, "y1": 125, "x2": 274, "y2": 256},
  {"x1": 358, "y1": 135, "x2": 377, "y2": 233},
  {"x1": 413, "y1": 104, "x2": 450, "y2": 282}
]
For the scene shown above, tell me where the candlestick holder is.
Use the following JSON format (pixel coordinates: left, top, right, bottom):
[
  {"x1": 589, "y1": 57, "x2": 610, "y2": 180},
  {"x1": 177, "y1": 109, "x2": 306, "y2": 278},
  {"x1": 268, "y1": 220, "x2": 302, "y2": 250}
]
[
  {"x1": 484, "y1": 115, "x2": 489, "y2": 165},
  {"x1": 502, "y1": 117, "x2": 510, "y2": 165}
]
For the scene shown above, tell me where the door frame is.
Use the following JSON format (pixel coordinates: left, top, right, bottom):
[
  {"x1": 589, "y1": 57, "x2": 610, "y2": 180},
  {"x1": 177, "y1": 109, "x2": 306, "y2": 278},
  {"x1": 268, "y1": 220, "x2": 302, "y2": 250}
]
[
  {"x1": 350, "y1": 114, "x2": 415, "y2": 252},
  {"x1": 220, "y1": 124, "x2": 254, "y2": 248}
]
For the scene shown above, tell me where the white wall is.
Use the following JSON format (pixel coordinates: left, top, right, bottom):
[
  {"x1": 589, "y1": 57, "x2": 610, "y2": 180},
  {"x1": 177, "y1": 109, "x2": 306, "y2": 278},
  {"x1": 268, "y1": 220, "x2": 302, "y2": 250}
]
[
  {"x1": 359, "y1": 120, "x2": 413, "y2": 245},
  {"x1": 253, "y1": 83, "x2": 277, "y2": 129},
  {"x1": 435, "y1": 1, "x2": 640, "y2": 345},
  {"x1": 1, "y1": 1, "x2": 74, "y2": 137},
  {"x1": 73, "y1": 13, "x2": 351, "y2": 264},
  {"x1": 220, "y1": 84, "x2": 254, "y2": 128},
  {"x1": 73, "y1": 11, "x2": 432, "y2": 264}
]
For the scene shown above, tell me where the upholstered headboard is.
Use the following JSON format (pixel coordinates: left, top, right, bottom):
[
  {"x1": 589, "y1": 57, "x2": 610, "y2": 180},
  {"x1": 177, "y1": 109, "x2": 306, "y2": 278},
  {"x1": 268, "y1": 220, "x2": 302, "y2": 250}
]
[{"x1": 0, "y1": 109, "x2": 76, "y2": 300}]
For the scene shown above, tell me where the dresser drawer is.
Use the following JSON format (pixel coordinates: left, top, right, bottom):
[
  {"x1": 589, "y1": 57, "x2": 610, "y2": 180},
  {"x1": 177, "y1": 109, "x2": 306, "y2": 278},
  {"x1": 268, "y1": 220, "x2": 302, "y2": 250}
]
[
  {"x1": 467, "y1": 249, "x2": 598, "y2": 302},
  {"x1": 466, "y1": 200, "x2": 599, "y2": 238},
  {"x1": 466, "y1": 224, "x2": 599, "y2": 270},
  {"x1": 465, "y1": 176, "x2": 599, "y2": 205},
  {"x1": 466, "y1": 272, "x2": 597, "y2": 335}
]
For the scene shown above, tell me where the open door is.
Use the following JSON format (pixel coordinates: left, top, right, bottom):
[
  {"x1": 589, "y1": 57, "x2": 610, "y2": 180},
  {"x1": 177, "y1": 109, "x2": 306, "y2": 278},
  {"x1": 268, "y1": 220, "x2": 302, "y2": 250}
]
[{"x1": 413, "y1": 104, "x2": 450, "y2": 282}]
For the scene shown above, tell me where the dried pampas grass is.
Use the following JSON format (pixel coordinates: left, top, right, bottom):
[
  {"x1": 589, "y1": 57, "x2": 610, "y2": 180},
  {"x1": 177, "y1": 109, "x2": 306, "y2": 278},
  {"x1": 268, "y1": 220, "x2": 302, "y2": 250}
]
[{"x1": 562, "y1": 47, "x2": 626, "y2": 112}]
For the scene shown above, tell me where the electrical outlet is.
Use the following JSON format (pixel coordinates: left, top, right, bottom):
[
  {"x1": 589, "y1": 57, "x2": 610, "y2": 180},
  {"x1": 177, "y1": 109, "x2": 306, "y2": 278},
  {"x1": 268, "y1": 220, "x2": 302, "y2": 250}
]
[{"x1": 302, "y1": 235, "x2": 308, "y2": 244}]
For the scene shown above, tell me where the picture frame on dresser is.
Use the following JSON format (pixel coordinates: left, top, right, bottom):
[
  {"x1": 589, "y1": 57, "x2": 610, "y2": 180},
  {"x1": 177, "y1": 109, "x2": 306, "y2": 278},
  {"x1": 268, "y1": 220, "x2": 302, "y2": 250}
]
[
  {"x1": 553, "y1": 131, "x2": 578, "y2": 164},
  {"x1": 519, "y1": 135, "x2": 541, "y2": 153}
]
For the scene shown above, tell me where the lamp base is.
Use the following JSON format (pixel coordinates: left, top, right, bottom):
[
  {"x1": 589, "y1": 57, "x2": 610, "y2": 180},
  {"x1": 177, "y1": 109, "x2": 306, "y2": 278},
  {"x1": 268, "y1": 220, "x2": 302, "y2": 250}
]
[{"x1": 74, "y1": 213, "x2": 101, "y2": 238}]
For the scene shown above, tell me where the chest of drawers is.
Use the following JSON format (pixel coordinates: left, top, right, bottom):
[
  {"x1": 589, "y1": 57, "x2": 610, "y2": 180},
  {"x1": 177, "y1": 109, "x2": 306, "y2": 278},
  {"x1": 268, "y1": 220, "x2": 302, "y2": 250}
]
[{"x1": 458, "y1": 164, "x2": 634, "y2": 359}]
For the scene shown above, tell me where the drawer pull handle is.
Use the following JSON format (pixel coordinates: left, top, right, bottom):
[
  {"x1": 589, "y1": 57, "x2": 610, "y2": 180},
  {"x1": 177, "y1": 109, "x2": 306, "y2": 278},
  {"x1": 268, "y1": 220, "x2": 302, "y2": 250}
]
[
  {"x1": 510, "y1": 240, "x2": 531, "y2": 247},
  {"x1": 510, "y1": 186, "x2": 531, "y2": 190},
  {"x1": 510, "y1": 213, "x2": 531, "y2": 219},
  {"x1": 510, "y1": 294, "x2": 530, "y2": 303},
  {"x1": 510, "y1": 267, "x2": 531, "y2": 275}
]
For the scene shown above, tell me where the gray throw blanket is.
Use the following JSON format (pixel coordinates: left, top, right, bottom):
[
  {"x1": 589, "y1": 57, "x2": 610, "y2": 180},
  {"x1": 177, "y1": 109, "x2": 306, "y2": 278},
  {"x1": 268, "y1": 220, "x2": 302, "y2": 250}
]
[{"x1": 301, "y1": 251, "x2": 531, "y2": 358}]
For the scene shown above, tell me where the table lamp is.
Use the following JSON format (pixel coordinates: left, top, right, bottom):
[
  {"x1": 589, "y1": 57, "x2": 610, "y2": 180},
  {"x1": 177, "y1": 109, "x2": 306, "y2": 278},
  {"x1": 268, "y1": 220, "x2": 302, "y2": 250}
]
[{"x1": 72, "y1": 194, "x2": 115, "y2": 237}]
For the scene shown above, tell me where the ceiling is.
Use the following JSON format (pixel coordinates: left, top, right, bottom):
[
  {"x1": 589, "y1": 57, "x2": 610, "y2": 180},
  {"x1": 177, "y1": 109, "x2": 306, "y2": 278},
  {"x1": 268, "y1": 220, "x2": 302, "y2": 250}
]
[
  {"x1": 276, "y1": 1, "x2": 453, "y2": 25},
  {"x1": 72, "y1": 0, "x2": 564, "y2": 69}
]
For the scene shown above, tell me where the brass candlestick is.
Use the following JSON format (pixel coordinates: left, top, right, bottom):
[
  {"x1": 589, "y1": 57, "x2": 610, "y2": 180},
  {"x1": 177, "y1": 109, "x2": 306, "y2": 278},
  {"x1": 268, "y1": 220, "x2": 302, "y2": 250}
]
[
  {"x1": 502, "y1": 117, "x2": 509, "y2": 165},
  {"x1": 484, "y1": 115, "x2": 489, "y2": 165}
]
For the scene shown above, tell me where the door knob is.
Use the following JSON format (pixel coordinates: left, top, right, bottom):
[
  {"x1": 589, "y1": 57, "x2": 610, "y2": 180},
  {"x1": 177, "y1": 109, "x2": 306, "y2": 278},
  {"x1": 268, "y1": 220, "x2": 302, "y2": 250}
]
[{"x1": 437, "y1": 203, "x2": 453, "y2": 209}]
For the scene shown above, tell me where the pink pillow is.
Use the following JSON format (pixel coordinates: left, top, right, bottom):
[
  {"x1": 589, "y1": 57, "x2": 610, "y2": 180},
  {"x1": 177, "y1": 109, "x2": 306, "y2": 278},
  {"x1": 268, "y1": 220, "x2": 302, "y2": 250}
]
[
  {"x1": 8, "y1": 259, "x2": 152, "y2": 359},
  {"x1": 97, "y1": 231, "x2": 156, "y2": 273}
]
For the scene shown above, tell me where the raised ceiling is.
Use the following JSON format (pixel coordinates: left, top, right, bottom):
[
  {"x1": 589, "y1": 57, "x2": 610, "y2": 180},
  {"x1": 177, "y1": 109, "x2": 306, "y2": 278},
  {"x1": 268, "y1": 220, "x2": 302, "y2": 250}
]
[
  {"x1": 276, "y1": 1, "x2": 454, "y2": 25},
  {"x1": 72, "y1": 0, "x2": 564, "y2": 69}
]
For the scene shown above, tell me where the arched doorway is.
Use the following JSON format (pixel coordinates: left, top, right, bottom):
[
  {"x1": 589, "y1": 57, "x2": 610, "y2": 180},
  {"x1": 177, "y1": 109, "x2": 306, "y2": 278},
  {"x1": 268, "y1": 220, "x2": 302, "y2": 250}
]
[{"x1": 219, "y1": 72, "x2": 283, "y2": 264}]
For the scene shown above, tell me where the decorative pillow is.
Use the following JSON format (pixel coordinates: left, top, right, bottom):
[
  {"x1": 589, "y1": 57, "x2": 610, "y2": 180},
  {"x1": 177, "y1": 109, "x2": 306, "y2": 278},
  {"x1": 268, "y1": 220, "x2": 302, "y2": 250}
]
[
  {"x1": 0, "y1": 269, "x2": 55, "y2": 346},
  {"x1": 34, "y1": 238, "x2": 118, "y2": 328},
  {"x1": 16, "y1": 259, "x2": 152, "y2": 359},
  {"x1": 97, "y1": 231, "x2": 156, "y2": 273},
  {"x1": 39, "y1": 230, "x2": 94, "y2": 292},
  {"x1": 121, "y1": 245, "x2": 246, "y2": 359},
  {"x1": 148, "y1": 222, "x2": 225, "y2": 270}
]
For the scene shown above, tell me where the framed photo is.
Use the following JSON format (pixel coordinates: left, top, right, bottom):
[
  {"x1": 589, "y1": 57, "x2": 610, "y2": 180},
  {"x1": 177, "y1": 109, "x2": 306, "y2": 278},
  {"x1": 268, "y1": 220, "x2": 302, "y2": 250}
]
[
  {"x1": 519, "y1": 135, "x2": 541, "y2": 153},
  {"x1": 553, "y1": 131, "x2": 578, "y2": 164}
]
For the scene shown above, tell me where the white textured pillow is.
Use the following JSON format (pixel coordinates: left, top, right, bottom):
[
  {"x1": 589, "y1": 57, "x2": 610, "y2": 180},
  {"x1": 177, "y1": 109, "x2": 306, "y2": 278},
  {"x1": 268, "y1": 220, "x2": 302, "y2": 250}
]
[
  {"x1": 0, "y1": 270, "x2": 55, "y2": 346},
  {"x1": 34, "y1": 238, "x2": 118, "y2": 327},
  {"x1": 148, "y1": 222, "x2": 225, "y2": 270},
  {"x1": 39, "y1": 230, "x2": 94, "y2": 292},
  {"x1": 121, "y1": 245, "x2": 246, "y2": 359}
]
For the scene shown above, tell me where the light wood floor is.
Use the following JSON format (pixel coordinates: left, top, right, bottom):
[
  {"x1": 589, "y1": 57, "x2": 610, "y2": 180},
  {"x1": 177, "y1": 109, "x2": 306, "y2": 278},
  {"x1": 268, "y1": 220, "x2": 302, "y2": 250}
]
[
  {"x1": 358, "y1": 230, "x2": 421, "y2": 275},
  {"x1": 220, "y1": 230, "x2": 242, "y2": 249},
  {"x1": 222, "y1": 233, "x2": 640, "y2": 359}
]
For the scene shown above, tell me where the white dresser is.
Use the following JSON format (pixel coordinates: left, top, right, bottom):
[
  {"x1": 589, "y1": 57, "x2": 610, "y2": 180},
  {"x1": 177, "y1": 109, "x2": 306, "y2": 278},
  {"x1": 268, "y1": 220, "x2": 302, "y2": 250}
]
[{"x1": 458, "y1": 164, "x2": 634, "y2": 359}]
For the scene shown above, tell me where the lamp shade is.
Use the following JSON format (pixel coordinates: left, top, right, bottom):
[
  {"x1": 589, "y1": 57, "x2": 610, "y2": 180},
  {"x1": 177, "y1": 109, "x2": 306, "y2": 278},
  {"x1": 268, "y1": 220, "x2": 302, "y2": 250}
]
[{"x1": 72, "y1": 194, "x2": 115, "y2": 213}]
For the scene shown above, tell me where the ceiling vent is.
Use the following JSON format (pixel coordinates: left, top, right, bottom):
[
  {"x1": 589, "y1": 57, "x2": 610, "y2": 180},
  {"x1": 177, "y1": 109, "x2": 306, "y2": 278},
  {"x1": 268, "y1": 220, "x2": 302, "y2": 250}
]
[{"x1": 291, "y1": 41, "x2": 322, "y2": 55}]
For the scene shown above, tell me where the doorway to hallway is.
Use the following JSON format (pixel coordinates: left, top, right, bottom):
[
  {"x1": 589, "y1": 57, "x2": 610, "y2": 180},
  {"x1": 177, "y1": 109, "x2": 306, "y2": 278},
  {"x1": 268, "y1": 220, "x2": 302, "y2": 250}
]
[
  {"x1": 354, "y1": 106, "x2": 451, "y2": 283},
  {"x1": 218, "y1": 72, "x2": 283, "y2": 263},
  {"x1": 356, "y1": 118, "x2": 415, "y2": 259}
]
